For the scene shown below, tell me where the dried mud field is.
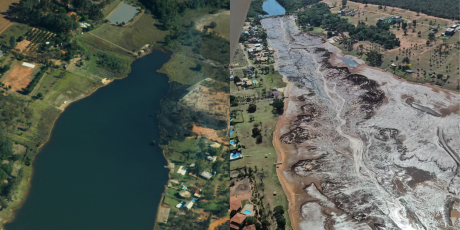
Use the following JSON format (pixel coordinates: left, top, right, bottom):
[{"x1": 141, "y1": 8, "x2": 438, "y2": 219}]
[{"x1": 263, "y1": 15, "x2": 460, "y2": 230}]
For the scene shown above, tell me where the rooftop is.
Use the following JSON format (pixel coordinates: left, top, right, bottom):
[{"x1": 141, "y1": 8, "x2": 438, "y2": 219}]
[
  {"x1": 230, "y1": 196, "x2": 242, "y2": 211},
  {"x1": 231, "y1": 213, "x2": 246, "y2": 224}
]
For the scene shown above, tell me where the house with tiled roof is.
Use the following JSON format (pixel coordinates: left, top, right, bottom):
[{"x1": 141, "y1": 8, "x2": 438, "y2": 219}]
[
  {"x1": 230, "y1": 213, "x2": 246, "y2": 230},
  {"x1": 230, "y1": 196, "x2": 242, "y2": 212}
]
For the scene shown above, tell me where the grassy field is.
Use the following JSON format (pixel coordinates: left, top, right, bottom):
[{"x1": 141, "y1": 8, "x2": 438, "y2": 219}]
[
  {"x1": 195, "y1": 10, "x2": 230, "y2": 39},
  {"x1": 230, "y1": 60, "x2": 290, "y2": 228},
  {"x1": 158, "y1": 54, "x2": 226, "y2": 85},
  {"x1": 232, "y1": 46, "x2": 248, "y2": 66},
  {"x1": 132, "y1": 14, "x2": 170, "y2": 48},
  {"x1": 230, "y1": 99, "x2": 291, "y2": 229},
  {"x1": 322, "y1": 0, "x2": 460, "y2": 90},
  {"x1": 0, "y1": 24, "x2": 30, "y2": 46}
]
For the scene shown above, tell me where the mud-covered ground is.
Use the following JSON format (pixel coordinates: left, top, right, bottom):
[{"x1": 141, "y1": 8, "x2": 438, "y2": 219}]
[{"x1": 263, "y1": 15, "x2": 460, "y2": 230}]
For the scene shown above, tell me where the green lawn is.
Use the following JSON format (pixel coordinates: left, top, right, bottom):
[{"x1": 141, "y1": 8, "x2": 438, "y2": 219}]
[
  {"x1": 157, "y1": 54, "x2": 227, "y2": 85},
  {"x1": 132, "y1": 14, "x2": 170, "y2": 48}
]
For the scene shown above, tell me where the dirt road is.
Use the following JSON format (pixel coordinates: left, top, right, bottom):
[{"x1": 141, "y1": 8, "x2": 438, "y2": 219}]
[
  {"x1": 87, "y1": 32, "x2": 134, "y2": 54},
  {"x1": 208, "y1": 216, "x2": 229, "y2": 230}
]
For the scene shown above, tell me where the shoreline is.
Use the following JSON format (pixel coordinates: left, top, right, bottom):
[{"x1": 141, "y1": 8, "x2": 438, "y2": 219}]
[{"x1": 1, "y1": 47, "x2": 169, "y2": 228}]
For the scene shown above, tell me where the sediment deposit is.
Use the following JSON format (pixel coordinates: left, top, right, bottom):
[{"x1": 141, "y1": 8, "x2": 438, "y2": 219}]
[{"x1": 263, "y1": 15, "x2": 460, "y2": 230}]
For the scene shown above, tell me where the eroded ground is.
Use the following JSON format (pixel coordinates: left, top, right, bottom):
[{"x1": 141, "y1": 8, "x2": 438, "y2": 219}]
[{"x1": 264, "y1": 15, "x2": 460, "y2": 230}]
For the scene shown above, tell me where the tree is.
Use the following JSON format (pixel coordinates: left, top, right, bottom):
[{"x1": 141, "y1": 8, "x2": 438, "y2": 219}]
[
  {"x1": 9, "y1": 36, "x2": 17, "y2": 48},
  {"x1": 209, "y1": 21, "x2": 217, "y2": 28},
  {"x1": 366, "y1": 50, "x2": 383, "y2": 66},
  {"x1": 246, "y1": 216, "x2": 257, "y2": 225},
  {"x1": 342, "y1": 0, "x2": 347, "y2": 8},
  {"x1": 195, "y1": 63, "x2": 202, "y2": 71},
  {"x1": 428, "y1": 32, "x2": 436, "y2": 43},
  {"x1": 247, "y1": 104, "x2": 256, "y2": 113},
  {"x1": 272, "y1": 99, "x2": 284, "y2": 115},
  {"x1": 256, "y1": 135, "x2": 262, "y2": 144},
  {"x1": 252, "y1": 127, "x2": 260, "y2": 137},
  {"x1": 18, "y1": 36, "x2": 25, "y2": 42},
  {"x1": 418, "y1": 31, "x2": 421, "y2": 37},
  {"x1": 0, "y1": 198, "x2": 7, "y2": 210}
]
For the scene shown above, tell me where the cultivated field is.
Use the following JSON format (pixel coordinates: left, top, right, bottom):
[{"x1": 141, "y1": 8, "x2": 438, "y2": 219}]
[
  {"x1": 1, "y1": 62, "x2": 36, "y2": 91},
  {"x1": 323, "y1": 0, "x2": 460, "y2": 90}
]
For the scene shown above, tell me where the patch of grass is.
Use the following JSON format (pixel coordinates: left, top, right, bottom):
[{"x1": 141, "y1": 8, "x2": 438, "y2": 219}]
[
  {"x1": 230, "y1": 99, "x2": 292, "y2": 229},
  {"x1": 90, "y1": 24, "x2": 138, "y2": 51},
  {"x1": 0, "y1": 24, "x2": 30, "y2": 47},
  {"x1": 232, "y1": 46, "x2": 248, "y2": 66},
  {"x1": 157, "y1": 54, "x2": 226, "y2": 85},
  {"x1": 132, "y1": 14, "x2": 170, "y2": 48}
]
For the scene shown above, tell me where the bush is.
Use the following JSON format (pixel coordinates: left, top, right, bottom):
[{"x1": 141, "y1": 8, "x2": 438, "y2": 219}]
[{"x1": 247, "y1": 104, "x2": 256, "y2": 113}]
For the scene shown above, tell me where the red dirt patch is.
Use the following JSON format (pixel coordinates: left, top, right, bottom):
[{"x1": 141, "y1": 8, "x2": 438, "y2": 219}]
[
  {"x1": 16, "y1": 40, "x2": 31, "y2": 51},
  {"x1": 192, "y1": 124, "x2": 229, "y2": 144},
  {"x1": 0, "y1": 0, "x2": 20, "y2": 34},
  {"x1": 2, "y1": 64, "x2": 35, "y2": 91}
]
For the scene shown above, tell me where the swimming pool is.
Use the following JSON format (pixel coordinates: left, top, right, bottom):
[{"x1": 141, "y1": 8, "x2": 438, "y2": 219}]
[
  {"x1": 243, "y1": 210, "x2": 252, "y2": 215},
  {"x1": 230, "y1": 140, "x2": 235, "y2": 145},
  {"x1": 230, "y1": 152, "x2": 243, "y2": 160},
  {"x1": 230, "y1": 129, "x2": 234, "y2": 136}
]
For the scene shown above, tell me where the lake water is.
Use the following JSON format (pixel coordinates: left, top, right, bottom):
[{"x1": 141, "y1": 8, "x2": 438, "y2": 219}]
[
  {"x1": 262, "y1": 0, "x2": 286, "y2": 17},
  {"x1": 4, "y1": 50, "x2": 171, "y2": 230}
]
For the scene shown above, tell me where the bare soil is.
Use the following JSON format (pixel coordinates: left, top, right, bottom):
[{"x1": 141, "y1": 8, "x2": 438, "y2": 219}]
[
  {"x1": 2, "y1": 64, "x2": 35, "y2": 91},
  {"x1": 0, "y1": 0, "x2": 20, "y2": 35},
  {"x1": 16, "y1": 40, "x2": 31, "y2": 51},
  {"x1": 192, "y1": 124, "x2": 229, "y2": 144}
]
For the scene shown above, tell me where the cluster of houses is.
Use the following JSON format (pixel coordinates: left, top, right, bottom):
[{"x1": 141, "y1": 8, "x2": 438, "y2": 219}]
[
  {"x1": 337, "y1": 8, "x2": 356, "y2": 16},
  {"x1": 229, "y1": 197, "x2": 256, "y2": 230}
]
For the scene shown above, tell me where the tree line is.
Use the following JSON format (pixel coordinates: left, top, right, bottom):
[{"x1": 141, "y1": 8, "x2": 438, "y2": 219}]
[
  {"x1": 298, "y1": 3, "x2": 400, "y2": 49},
  {"x1": 11, "y1": 0, "x2": 105, "y2": 34},
  {"x1": 351, "y1": 0, "x2": 459, "y2": 20}
]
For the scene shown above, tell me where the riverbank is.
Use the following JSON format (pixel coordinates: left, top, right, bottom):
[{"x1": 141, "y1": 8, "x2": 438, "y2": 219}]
[{"x1": 265, "y1": 15, "x2": 460, "y2": 229}]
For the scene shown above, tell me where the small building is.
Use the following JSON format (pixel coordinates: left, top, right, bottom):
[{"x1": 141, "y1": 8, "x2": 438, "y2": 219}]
[
  {"x1": 230, "y1": 75, "x2": 234, "y2": 81},
  {"x1": 177, "y1": 166, "x2": 187, "y2": 175},
  {"x1": 185, "y1": 200, "x2": 194, "y2": 209},
  {"x1": 445, "y1": 28, "x2": 456, "y2": 36},
  {"x1": 22, "y1": 62, "x2": 35, "y2": 68},
  {"x1": 189, "y1": 162, "x2": 195, "y2": 167},
  {"x1": 200, "y1": 171, "x2": 212, "y2": 179},
  {"x1": 207, "y1": 155, "x2": 217, "y2": 162},
  {"x1": 247, "y1": 48, "x2": 254, "y2": 53},
  {"x1": 158, "y1": 205, "x2": 170, "y2": 224},
  {"x1": 230, "y1": 213, "x2": 247, "y2": 230},
  {"x1": 60, "y1": 50, "x2": 67, "y2": 55}
]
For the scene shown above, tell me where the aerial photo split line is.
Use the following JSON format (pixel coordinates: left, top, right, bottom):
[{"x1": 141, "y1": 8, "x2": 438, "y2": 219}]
[{"x1": 0, "y1": 0, "x2": 458, "y2": 230}]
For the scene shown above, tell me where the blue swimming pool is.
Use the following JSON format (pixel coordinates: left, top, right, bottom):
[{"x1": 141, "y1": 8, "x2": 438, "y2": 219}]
[
  {"x1": 243, "y1": 210, "x2": 252, "y2": 215},
  {"x1": 230, "y1": 129, "x2": 234, "y2": 136},
  {"x1": 230, "y1": 152, "x2": 242, "y2": 160},
  {"x1": 192, "y1": 198, "x2": 197, "y2": 202},
  {"x1": 341, "y1": 57, "x2": 358, "y2": 67},
  {"x1": 230, "y1": 140, "x2": 235, "y2": 145}
]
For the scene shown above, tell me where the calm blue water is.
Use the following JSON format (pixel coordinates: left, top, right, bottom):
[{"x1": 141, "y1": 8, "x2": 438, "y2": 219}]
[
  {"x1": 262, "y1": 0, "x2": 286, "y2": 17},
  {"x1": 341, "y1": 57, "x2": 358, "y2": 67},
  {"x1": 244, "y1": 210, "x2": 252, "y2": 215},
  {"x1": 5, "y1": 50, "x2": 171, "y2": 230}
]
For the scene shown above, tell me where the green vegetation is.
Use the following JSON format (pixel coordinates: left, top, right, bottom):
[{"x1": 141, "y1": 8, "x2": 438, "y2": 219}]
[
  {"x1": 297, "y1": 3, "x2": 400, "y2": 49},
  {"x1": 350, "y1": 0, "x2": 459, "y2": 20},
  {"x1": 247, "y1": 0, "x2": 268, "y2": 17},
  {"x1": 21, "y1": 66, "x2": 48, "y2": 95},
  {"x1": 275, "y1": 0, "x2": 321, "y2": 13}
]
